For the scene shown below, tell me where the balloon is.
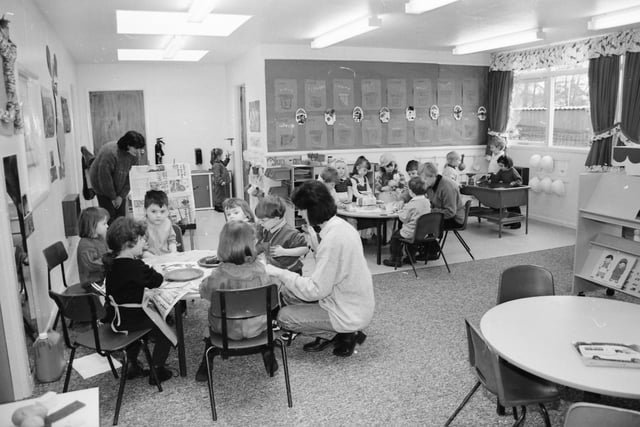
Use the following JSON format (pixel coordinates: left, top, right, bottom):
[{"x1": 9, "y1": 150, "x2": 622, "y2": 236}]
[
  {"x1": 551, "y1": 179, "x2": 565, "y2": 197},
  {"x1": 540, "y1": 155, "x2": 554, "y2": 172},
  {"x1": 529, "y1": 154, "x2": 541, "y2": 168},
  {"x1": 541, "y1": 177, "x2": 553, "y2": 194},
  {"x1": 529, "y1": 176, "x2": 542, "y2": 193}
]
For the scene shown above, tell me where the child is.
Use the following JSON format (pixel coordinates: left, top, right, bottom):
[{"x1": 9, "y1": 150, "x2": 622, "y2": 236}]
[
  {"x1": 490, "y1": 155, "x2": 523, "y2": 229},
  {"x1": 442, "y1": 151, "x2": 461, "y2": 184},
  {"x1": 198, "y1": 221, "x2": 277, "y2": 376},
  {"x1": 142, "y1": 190, "x2": 177, "y2": 257},
  {"x1": 210, "y1": 148, "x2": 231, "y2": 212},
  {"x1": 383, "y1": 177, "x2": 431, "y2": 267},
  {"x1": 350, "y1": 156, "x2": 373, "y2": 202},
  {"x1": 320, "y1": 167, "x2": 342, "y2": 206},
  {"x1": 332, "y1": 158, "x2": 353, "y2": 204},
  {"x1": 486, "y1": 138, "x2": 506, "y2": 175},
  {"x1": 77, "y1": 206, "x2": 110, "y2": 287},
  {"x1": 104, "y1": 217, "x2": 173, "y2": 384},
  {"x1": 255, "y1": 195, "x2": 308, "y2": 275},
  {"x1": 401, "y1": 160, "x2": 420, "y2": 203},
  {"x1": 223, "y1": 197, "x2": 255, "y2": 223},
  {"x1": 375, "y1": 153, "x2": 406, "y2": 196}
]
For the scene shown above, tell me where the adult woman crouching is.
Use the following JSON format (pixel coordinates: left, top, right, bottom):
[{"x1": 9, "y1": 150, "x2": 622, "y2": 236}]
[{"x1": 265, "y1": 180, "x2": 375, "y2": 357}]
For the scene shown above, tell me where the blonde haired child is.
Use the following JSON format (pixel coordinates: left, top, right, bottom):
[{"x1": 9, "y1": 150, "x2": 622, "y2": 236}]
[
  {"x1": 442, "y1": 151, "x2": 461, "y2": 184},
  {"x1": 331, "y1": 158, "x2": 353, "y2": 204},
  {"x1": 77, "y1": 206, "x2": 110, "y2": 286}
]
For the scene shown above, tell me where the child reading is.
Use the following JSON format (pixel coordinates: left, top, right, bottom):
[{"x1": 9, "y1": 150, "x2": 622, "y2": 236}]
[
  {"x1": 383, "y1": 177, "x2": 431, "y2": 268},
  {"x1": 442, "y1": 151, "x2": 462, "y2": 184},
  {"x1": 350, "y1": 156, "x2": 373, "y2": 202},
  {"x1": 255, "y1": 195, "x2": 308, "y2": 275},
  {"x1": 222, "y1": 197, "x2": 255, "y2": 223},
  {"x1": 198, "y1": 221, "x2": 277, "y2": 376},
  {"x1": 331, "y1": 158, "x2": 353, "y2": 204},
  {"x1": 490, "y1": 155, "x2": 523, "y2": 229},
  {"x1": 77, "y1": 206, "x2": 110, "y2": 286},
  {"x1": 142, "y1": 190, "x2": 177, "y2": 257},
  {"x1": 104, "y1": 217, "x2": 173, "y2": 384}
]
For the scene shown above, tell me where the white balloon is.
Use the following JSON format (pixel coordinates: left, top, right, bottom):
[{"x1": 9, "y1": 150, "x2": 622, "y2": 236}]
[
  {"x1": 529, "y1": 176, "x2": 542, "y2": 193},
  {"x1": 541, "y1": 177, "x2": 553, "y2": 194},
  {"x1": 529, "y1": 154, "x2": 541, "y2": 168},
  {"x1": 540, "y1": 155, "x2": 554, "y2": 172},
  {"x1": 551, "y1": 179, "x2": 565, "y2": 197}
]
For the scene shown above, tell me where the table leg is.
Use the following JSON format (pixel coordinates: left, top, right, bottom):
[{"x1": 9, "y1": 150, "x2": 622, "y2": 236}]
[
  {"x1": 174, "y1": 301, "x2": 187, "y2": 377},
  {"x1": 498, "y1": 208, "x2": 503, "y2": 238},
  {"x1": 376, "y1": 221, "x2": 382, "y2": 265},
  {"x1": 525, "y1": 191, "x2": 529, "y2": 234}
]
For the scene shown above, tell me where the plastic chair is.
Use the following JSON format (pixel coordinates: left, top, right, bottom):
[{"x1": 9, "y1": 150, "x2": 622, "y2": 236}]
[
  {"x1": 172, "y1": 224, "x2": 184, "y2": 252},
  {"x1": 43, "y1": 241, "x2": 69, "y2": 290},
  {"x1": 441, "y1": 199, "x2": 474, "y2": 260},
  {"x1": 203, "y1": 284, "x2": 292, "y2": 421},
  {"x1": 398, "y1": 212, "x2": 450, "y2": 277},
  {"x1": 497, "y1": 265, "x2": 554, "y2": 304},
  {"x1": 563, "y1": 402, "x2": 640, "y2": 427},
  {"x1": 49, "y1": 291, "x2": 162, "y2": 425},
  {"x1": 445, "y1": 319, "x2": 559, "y2": 426}
]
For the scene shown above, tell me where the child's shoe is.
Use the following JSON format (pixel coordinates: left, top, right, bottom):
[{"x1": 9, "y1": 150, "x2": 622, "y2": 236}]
[{"x1": 383, "y1": 258, "x2": 402, "y2": 268}]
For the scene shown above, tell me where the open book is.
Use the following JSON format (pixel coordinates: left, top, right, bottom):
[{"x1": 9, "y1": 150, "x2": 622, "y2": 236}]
[
  {"x1": 573, "y1": 342, "x2": 640, "y2": 368},
  {"x1": 141, "y1": 287, "x2": 191, "y2": 346}
]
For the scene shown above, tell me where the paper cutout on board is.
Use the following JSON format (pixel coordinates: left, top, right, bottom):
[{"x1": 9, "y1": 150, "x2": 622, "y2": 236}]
[
  {"x1": 362, "y1": 79, "x2": 381, "y2": 110},
  {"x1": 275, "y1": 117, "x2": 297, "y2": 149},
  {"x1": 275, "y1": 79, "x2": 297, "y2": 112},
  {"x1": 379, "y1": 107, "x2": 390, "y2": 123},
  {"x1": 406, "y1": 106, "x2": 416, "y2": 122},
  {"x1": 388, "y1": 114, "x2": 407, "y2": 145},
  {"x1": 462, "y1": 114, "x2": 478, "y2": 139},
  {"x1": 334, "y1": 114, "x2": 354, "y2": 147},
  {"x1": 333, "y1": 79, "x2": 354, "y2": 110},
  {"x1": 324, "y1": 109, "x2": 336, "y2": 126},
  {"x1": 295, "y1": 108, "x2": 307, "y2": 125},
  {"x1": 352, "y1": 106, "x2": 363, "y2": 123},
  {"x1": 477, "y1": 106, "x2": 487, "y2": 121},
  {"x1": 453, "y1": 105, "x2": 463, "y2": 121},
  {"x1": 305, "y1": 79, "x2": 326, "y2": 111},
  {"x1": 305, "y1": 115, "x2": 327, "y2": 148},
  {"x1": 387, "y1": 79, "x2": 407, "y2": 109},
  {"x1": 438, "y1": 115, "x2": 454, "y2": 141},
  {"x1": 362, "y1": 115, "x2": 381, "y2": 146},
  {"x1": 414, "y1": 117, "x2": 435, "y2": 143},
  {"x1": 413, "y1": 79, "x2": 433, "y2": 108},
  {"x1": 429, "y1": 105, "x2": 439, "y2": 120},
  {"x1": 437, "y1": 79, "x2": 454, "y2": 106}
]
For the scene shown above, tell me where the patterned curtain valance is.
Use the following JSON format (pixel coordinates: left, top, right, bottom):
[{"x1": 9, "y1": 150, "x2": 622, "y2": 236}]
[{"x1": 490, "y1": 28, "x2": 640, "y2": 71}]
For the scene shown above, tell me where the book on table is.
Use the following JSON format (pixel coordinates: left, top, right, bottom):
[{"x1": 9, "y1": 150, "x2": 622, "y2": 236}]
[{"x1": 573, "y1": 342, "x2": 640, "y2": 368}]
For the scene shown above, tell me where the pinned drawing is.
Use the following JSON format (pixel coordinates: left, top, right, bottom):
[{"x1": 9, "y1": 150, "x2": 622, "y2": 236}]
[
  {"x1": 295, "y1": 107, "x2": 307, "y2": 125},
  {"x1": 379, "y1": 107, "x2": 390, "y2": 124},
  {"x1": 352, "y1": 106, "x2": 363, "y2": 123}
]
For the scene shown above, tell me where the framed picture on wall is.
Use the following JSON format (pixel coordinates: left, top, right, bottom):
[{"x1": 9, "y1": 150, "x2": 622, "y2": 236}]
[{"x1": 249, "y1": 100, "x2": 260, "y2": 132}]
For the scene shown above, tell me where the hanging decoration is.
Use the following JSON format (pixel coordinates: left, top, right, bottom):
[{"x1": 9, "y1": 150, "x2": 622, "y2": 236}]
[
  {"x1": 295, "y1": 107, "x2": 307, "y2": 125},
  {"x1": 453, "y1": 105, "x2": 463, "y2": 121},
  {"x1": 405, "y1": 106, "x2": 416, "y2": 121},
  {"x1": 379, "y1": 107, "x2": 390, "y2": 123},
  {"x1": 352, "y1": 106, "x2": 363, "y2": 123},
  {"x1": 477, "y1": 106, "x2": 487, "y2": 121},
  {"x1": 324, "y1": 108, "x2": 336, "y2": 126},
  {"x1": 429, "y1": 104, "x2": 439, "y2": 120}
]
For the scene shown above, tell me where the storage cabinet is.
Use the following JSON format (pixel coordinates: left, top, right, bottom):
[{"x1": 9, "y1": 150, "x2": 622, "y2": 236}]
[
  {"x1": 291, "y1": 166, "x2": 324, "y2": 229},
  {"x1": 191, "y1": 171, "x2": 233, "y2": 210},
  {"x1": 573, "y1": 173, "x2": 640, "y2": 298}
]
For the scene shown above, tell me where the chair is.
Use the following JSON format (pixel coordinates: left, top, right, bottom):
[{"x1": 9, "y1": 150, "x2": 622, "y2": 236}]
[
  {"x1": 49, "y1": 291, "x2": 162, "y2": 425},
  {"x1": 444, "y1": 319, "x2": 559, "y2": 426},
  {"x1": 563, "y1": 402, "x2": 640, "y2": 427},
  {"x1": 441, "y1": 199, "x2": 474, "y2": 261},
  {"x1": 398, "y1": 212, "x2": 450, "y2": 277},
  {"x1": 43, "y1": 241, "x2": 69, "y2": 290},
  {"x1": 172, "y1": 224, "x2": 184, "y2": 252},
  {"x1": 203, "y1": 284, "x2": 292, "y2": 421},
  {"x1": 497, "y1": 265, "x2": 554, "y2": 304}
]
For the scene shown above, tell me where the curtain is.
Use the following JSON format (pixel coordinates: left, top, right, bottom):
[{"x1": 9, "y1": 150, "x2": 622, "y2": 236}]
[
  {"x1": 486, "y1": 71, "x2": 513, "y2": 151},
  {"x1": 585, "y1": 55, "x2": 620, "y2": 168}
]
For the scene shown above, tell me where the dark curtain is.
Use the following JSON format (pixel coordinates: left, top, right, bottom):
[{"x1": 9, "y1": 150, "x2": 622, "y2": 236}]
[
  {"x1": 613, "y1": 52, "x2": 640, "y2": 163},
  {"x1": 487, "y1": 70, "x2": 513, "y2": 151},
  {"x1": 585, "y1": 55, "x2": 620, "y2": 167}
]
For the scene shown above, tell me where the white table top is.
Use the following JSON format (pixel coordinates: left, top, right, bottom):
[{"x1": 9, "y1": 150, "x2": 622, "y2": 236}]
[
  {"x1": 480, "y1": 295, "x2": 640, "y2": 398},
  {"x1": 337, "y1": 206, "x2": 399, "y2": 219},
  {"x1": 0, "y1": 387, "x2": 99, "y2": 427},
  {"x1": 145, "y1": 249, "x2": 216, "y2": 298}
]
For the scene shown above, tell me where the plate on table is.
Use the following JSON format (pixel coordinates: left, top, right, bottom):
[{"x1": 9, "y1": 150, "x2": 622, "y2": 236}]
[
  {"x1": 198, "y1": 256, "x2": 221, "y2": 268},
  {"x1": 165, "y1": 267, "x2": 204, "y2": 282}
]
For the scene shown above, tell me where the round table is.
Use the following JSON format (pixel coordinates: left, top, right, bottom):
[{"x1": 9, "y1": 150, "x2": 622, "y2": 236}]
[
  {"x1": 337, "y1": 207, "x2": 399, "y2": 264},
  {"x1": 480, "y1": 295, "x2": 640, "y2": 399}
]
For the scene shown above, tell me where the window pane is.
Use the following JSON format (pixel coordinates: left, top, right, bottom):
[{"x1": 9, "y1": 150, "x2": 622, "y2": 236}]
[
  {"x1": 508, "y1": 78, "x2": 547, "y2": 143},
  {"x1": 552, "y1": 73, "x2": 591, "y2": 148}
]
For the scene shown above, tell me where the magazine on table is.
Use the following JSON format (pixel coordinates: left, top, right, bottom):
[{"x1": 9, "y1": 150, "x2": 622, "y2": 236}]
[
  {"x1": 141, "y1": 287, "x2": 190, "y2": 346},
  {"x1": 573, "y1": 342, "x2": 640, "y2": 368}
]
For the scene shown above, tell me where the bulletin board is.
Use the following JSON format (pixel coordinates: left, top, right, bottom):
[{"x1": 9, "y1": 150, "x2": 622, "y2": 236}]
[{"x1": 265, "y1": 60, "x2": 488, "y2": 152}]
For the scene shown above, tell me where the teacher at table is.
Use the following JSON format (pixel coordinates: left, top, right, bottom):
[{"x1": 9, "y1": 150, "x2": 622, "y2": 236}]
[
  {"x1": 419, "y1": 162, "x2": 465, "y2": 229},
  {"x1": 265, "y1": 181, "x2": 375, "y2": 357},
  {"x1": 89, "y1": 130, "x2": 146, "y2": 222}
]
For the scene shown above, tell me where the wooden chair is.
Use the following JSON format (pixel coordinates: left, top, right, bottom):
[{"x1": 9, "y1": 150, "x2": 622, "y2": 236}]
[
  {"x1": 49, "y1": 291, "x2": 162, "y2": 425},
  {"x1": 203, "y1": 284, "x2": 292, "y2": 420},
  {"x1": 441, "y1": 199, "x2": 474, "y2": 260},
  {"x1": 564, "y1": 402, "x2": 640, "y2": 427},
  {"x1": 398, "y1": 212, "x2": 450, "y2": 277},
  {"x1": 445, "y1": 319, "x2": 559, "y2": 426},
  {"x1": 497, "y1": 265, "x2": 554, "y2": 304}
]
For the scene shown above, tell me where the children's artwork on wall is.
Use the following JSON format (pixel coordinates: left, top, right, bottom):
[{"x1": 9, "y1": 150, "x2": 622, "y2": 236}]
[
  {"x1": 361, "y1": 79, "x2": 381, "y2": 110},
  {"x1": 40, "y1": 87, "x2": 55, "y2": 137},
  {"x1": 305, "y1": 115, "x2": 327, "y2": 148},
  {"x1": 453, "y1": 105, "x2": 463, "y2": 121},
  {"x1": 275, "y1": 79, "x2": 297, "y2": 113},
  {"x1": 405, "y1": 106, "x2": 416, "y2": 121},
  {"x1": 324, "y1": 108, "x2": 336, "y2": 126},
  {"x1": 388, "y1": 113, "x2": 407, "y2": 145},
  {"x1": 333, "y1": 79, "x2": 353, "y2": 110},
  {"x1": 295, "y1": 107, "x2": 307, "y2": 125},
  {"x1": 61, "y1": 96, "x2": 71, "y2": 132},
  {"x1": 304, "y1": 79, "x2": 326, "y2": 111},
  {"x1": 362, "y1": 115, "x2": 381, "y2": 146},
  {"x1": 477, "y1": 106, "x2": 487, "y2": 121},
  {"x1": 429, "y1": 104, "x2": 439, "y2": 120},
  {"x1": 379, "y1": 107, "x2": 390, "y2": 123},
  {"x1": 46, "y1": 46, "x2": 66, "y2": 179},
  {"x1": 275, "y1": 117, "x2": 297, "y2": 149},
  {"x1": 387, "y1": 79, "x2": 407, "y2": 109},
  {"x1": 249, "y1": 100, "x2": 260, "y2": 132},
  {"x1": 352, "y1": 106, "x2": 363, "y2": 123},
  {"x1": 334, "y1": 114, "x2": 354, "y2": 147},
  {"x1": 413, "y1": 79, "x2": 433, "y2": 108}
]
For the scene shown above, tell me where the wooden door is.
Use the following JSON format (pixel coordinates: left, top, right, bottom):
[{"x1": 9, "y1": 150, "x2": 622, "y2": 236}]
[{"x1": 89, "y1": 90, "x2": 147, "y2": 164}]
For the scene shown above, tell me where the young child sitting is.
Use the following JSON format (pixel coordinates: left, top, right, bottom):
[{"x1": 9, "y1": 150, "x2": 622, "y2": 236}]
[
  {"x1": 198, "y1": 221, "x2": 277, "y2": 377},
  {"x1": 103, "y1": 217, "x2": 174, "y2": 384},
  {"x1": 490, "y1": 154, "x2": 523, "y2": 229},
  {"x1": 442, "y1": 151, "x2": 462, "y2": 184},
  {"x1": 401, "y1": 159, "x2": 420, "y2": 203},
  {"x1": 142, "y1": 190, "x2": 177, "y2": 257},
  {"x1": 223, "y1": 197, "x2": 255, "y2": 223},
  {"x1": 331, "y1": 158, "x2": 353, "y2": 204},
  {"x1": 486, "y1": 138, "x2": 506, "y2": 175},
  {"x1": 383, "y1": 177, "x2": 431, "y2": 267},
  {"x1": 77, "y1": 206, "x2": 110, "y2": 287},
  {"x1": 375, "y1": 153, "x2": 406, "y2": 198},
  {"x1": 350, "y1": 156, "x2": 373, "y2": 202},
  {"x1": 320, "y1": 167, "x2": 342, "y2": 206},
  {"x1": 255, "y1": 195, "x2": 308, "y2": 275}
]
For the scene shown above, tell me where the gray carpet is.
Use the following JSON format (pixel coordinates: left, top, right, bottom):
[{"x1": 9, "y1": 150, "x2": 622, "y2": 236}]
[{"x1": 32, "y1": 245, "x2": 640, "y2": 426}]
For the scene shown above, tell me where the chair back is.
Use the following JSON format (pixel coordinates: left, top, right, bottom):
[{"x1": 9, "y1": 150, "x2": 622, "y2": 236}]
[
  {"x1": 413, "y1": 212, "x2": 445, "y2": 244},
  {"x1": 564, "y1": 402, "x2": 640, "y2": 427},
  {"x1": 43, "y1": 241, "x2": 69, "y2": 289},
  {"x1": 464, "y1": 319, "x2": 498, "y2": 395},
  {"x1": 48, "y1": 291, "x2": 105, "y2": 351},
  {"x1": 497, "y1": 264, "x2": 554, "y2": 304},
  {"x1": 172, "y1": 224, "x2": 184, "y2": 252}
]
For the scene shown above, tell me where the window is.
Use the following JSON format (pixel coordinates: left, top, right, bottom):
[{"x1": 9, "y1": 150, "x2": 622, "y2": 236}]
[{"x1": 507, "y1": 68, "x2": 592, "y2": 148}]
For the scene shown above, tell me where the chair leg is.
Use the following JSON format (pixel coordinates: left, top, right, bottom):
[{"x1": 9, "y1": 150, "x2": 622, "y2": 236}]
[
  {"x1": 106, "y1": 355, "x2": 119, "y2": 379},
  {"x1": 453, "y1": 230, "x2": 474, "y2": 260},
  {"x1": 512, "y1": 405, "x2": 526, "y2": 427},
  {"x1": 439, "y1": 245, "x2": 451, "y2": 273},
  {"x1": 113, "y1": 352, "x2": 129, "y2": 425},
  {"x1": 205, "y1": 346, "x2": 217, "y2": 421},
  {"x1": 444, "y1": 381, "x2": 481, "y2": 426},
  {"x1": 62, "y1": 347, "x2": 76, "y2": 392},
  {"x1": 403, "y1": 243, "x2": 418, "y2": 278},
  {"x1": 276, "y1": 339, "x2": 293, "y2": 408},
  {"x1": 141, "y1": 338, "x2": 162, "y2": 393},
  {"x1": 538, "y1": 403, "x2": 551, "y2": 427}
]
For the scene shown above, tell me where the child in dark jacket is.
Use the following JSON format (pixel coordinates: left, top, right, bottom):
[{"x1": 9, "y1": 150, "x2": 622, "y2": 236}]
[{"x1": 77, "y1": 207, "x2": 110, "y2": 287}]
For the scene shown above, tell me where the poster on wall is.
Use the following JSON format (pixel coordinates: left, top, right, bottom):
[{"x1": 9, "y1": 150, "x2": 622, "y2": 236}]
[
  {"x1": 362, "y1": 115, "x2": 381, "y2": 146},
  {"x1": 437, "y1": 79, "x2": 455, "y2": 107},
  {"x1": 415, "y1": 116, "x2": 435, "y2": 144},
  {"x1": 275, "y1": 116, "x2": 297, "y2": 149},
  {"x1": 249, "y1": 100, "x2": 260, "y2": 132},
  {"x1": 305, "y1": 80, "x2": 326, "y2": 111},
  {"x1": 129, "y1": 163, "x2": 196, "y2": 227},
  {"x1": 388, "y1": 113, "x2": 407, "y2": 145},
  {"x1": 333, "y1": 79, "x2": 353, "y2": 111},
  {"x1": 40, "y1": 87, "x2": 55, "y2": 138},
  {"x1": 361, "y1": 79, "x2": 381, "y2": 110},
  {"x1": 334, "y1": 114, "x2": 354, "y2": 147},
  {"x1": 275, "y1": 79, "x2": 297, "y2": 113},
  {"x1": 61, "y1": 96, "x2": 71, "y2": 133},
  {"x1": 387, "y1": 79, "x2": 407, "y2": 109},
  {"x1": 413, "y1": 79, "x2": 434, "y2": 108},
  {"x1": 305, "y1": 115, "x2": 327, "y2": 149},
  {"x1": 438, "y1": 115, "x2": 454, "y2": 141}
]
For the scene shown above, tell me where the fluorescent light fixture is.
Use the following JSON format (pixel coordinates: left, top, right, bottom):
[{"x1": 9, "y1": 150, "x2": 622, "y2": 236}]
[
  {"x1": 163, "y1": 36, "x2": 185, "y2": 59},
  {"x1": 453, "y1": 29, "x2": 544, "y2": 55},
  {"x1": 118, "y1": 49, "x2": 208, "y2": 62},
  {"x1": 116, "y1": 10, "x2": 251, "y2": 36},
  {"x1": 311, "y1": 16, "x2": 382, "y2": 49},
  {"x1": 405, "y1": 0, "x2": 459, "y2": 14},
  {"x1": 188, "y1": 0, "x2": 216, "y2": 23},
  {"x1": 588, "y1": 6, "x2": 640, "y2": 30}
]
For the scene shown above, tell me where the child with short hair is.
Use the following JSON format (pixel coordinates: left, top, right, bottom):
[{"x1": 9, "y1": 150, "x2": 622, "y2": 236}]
[
  {"x1": 199, "y1": 221, "x2": 277, "y2": 375},
  {"x1": 350, "y1": 156, "x2": 373, "y2": 202},
  {"x1": 255, "y1": 195, "x2": 308, "y2": 275},
  {"x1": 442, "y1": 151, "x2": 462, "y2": 184},
  {"x1": 331, "y1": 159, "x2": 353, "y2": 204},
  {"x1": 142, "y1": 190, "x2": 177, "y2": 257},
  {"x1": 383, "y1": 177, "x2": 431, "y2": 268},
  {"x1": 320, "y1": 167, "x2": 341, "y2": 205},
  {"x1": 223, "y1": 197, "x2": 255, "y2": 223},
  {"x1": 490, "y1": 154, "x2": 523, "y2": 229},
  {"x1": 77, "y1": 206, "x2": 110, "y2": 287},
  {"x1": 104, "y1": 217, "x2": 174, "y2": 384},
  {"x1": 401, "y1": 159, "x2": 421, "y2": 203},
  {"x1": 486, "y1": 138, "x2": 506, "y2": 175}
]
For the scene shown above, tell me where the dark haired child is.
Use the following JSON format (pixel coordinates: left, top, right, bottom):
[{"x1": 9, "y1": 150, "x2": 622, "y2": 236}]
[
  {"x1": 490, "y1": 154, "x2": 523, "y2": 229},
  {"x1": 350, "y1": 156, "x2": 372, "y2": 202},
  {"x1": 401, "y1": 159, "x2": 420, "y2": 203},
  {"x1": 383, "y1": 177, "x2": 431, "y2": 268},
  {"x1": 103, "y1": 217, "x2": 174, "y2": 384},
  {"x1": 255, "y1": 195, "x2": 308, "y2": 275},
  {"x1": 320, "y1": 167, "x2": 342, "y2": 205},
  {"x1": 210, "y1": 148, "x2": 230, "y2": 212},
  {"x1": 223, "y1": 197, "x2": 255, "y2": 223},
  {"x1": 77, "y1": 206, "x2": 110, "y2": 287},
  {"x1": 142, "y1": 189, "x2": 177, "y2": 257}
]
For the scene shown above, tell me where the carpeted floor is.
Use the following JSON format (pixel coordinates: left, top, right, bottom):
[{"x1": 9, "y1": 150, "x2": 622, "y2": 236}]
[{"x1": 32, "y1": 245, "x2": 640, "y2": 426}]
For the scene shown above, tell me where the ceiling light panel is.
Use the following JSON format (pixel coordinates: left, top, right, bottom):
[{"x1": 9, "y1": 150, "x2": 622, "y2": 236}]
[
  {"x1": 405, "y1": 0, "x2": 459, "y2": 14},
  {"x1": 188, "y1": 0, "x2": 217, "y2": 23},
  {"x1": 311, "y1": 16, "x2": 382, "y2": 49},
  {"x1": 588, "y1": 6, "x2": 640, "y2": 30},
  {"x1": 116, "y1": 10, "x2": 251, "y2": 36},
  {"x1": 118, "y1": 49, "x2": 208, "y2": 62},
  {"x1": 453, "y1": 29, "x2": 544, "y2": 55}
]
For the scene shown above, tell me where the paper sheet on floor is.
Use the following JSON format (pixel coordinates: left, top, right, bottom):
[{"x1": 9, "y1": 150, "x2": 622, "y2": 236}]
[{"x1": 73, "y1": 353, "x2": 121, "y2": 379}]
